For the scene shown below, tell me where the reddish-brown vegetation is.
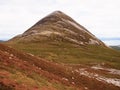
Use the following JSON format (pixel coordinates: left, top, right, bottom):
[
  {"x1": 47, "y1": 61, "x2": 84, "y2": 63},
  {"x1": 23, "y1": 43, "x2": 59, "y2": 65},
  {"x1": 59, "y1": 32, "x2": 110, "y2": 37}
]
[{"x1": 0, "y1": 43, "x2": 120, "y2": 90}]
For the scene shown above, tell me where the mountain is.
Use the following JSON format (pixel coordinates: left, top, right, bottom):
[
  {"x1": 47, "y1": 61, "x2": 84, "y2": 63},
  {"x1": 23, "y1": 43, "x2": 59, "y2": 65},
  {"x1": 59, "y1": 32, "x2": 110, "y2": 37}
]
[
  {"x1": 9, "y1": 11, "x2": 105, "y2": 46},
  {"x1": 111, "y1": 45, "x2": 120, "y2": 51},
  {"x1": 3, "y1": 11, "x2": 120, "y2": 90},
  {"x1": 0, "y1": 40, "x2": 4, "y2": 42},
  {"x1": 0, "y1": 44, "x2": 120, "y2": 90},
  {"x1": 6, "y1": 11, "x2": 120, "y2": 69}
]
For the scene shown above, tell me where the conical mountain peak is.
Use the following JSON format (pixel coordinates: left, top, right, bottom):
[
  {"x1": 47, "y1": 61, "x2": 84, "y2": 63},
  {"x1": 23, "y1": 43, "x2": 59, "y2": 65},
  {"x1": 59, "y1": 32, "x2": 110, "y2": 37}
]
[
  {"x1": 50, "y1": 10, "x2": 64, "y2": 15},
  {"x1": 48, "y1": 10, "x2": 70, "y2": 18},
  {"x1": 32, "y1": 10, "x2": 74, "y2": 27},
  {"x1": 47, "y1": 10, "x2": 70, "y2": 18},
  {"x1": 9, "y1": 11, "x2": 106, "y2": 46}
]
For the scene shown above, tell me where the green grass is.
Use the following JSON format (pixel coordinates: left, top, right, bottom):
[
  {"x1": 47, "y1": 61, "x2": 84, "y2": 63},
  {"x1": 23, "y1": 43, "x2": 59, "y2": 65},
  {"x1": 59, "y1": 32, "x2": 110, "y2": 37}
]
[{"x1": 6, "y1": 41, "x2": 120, "y2": 69}]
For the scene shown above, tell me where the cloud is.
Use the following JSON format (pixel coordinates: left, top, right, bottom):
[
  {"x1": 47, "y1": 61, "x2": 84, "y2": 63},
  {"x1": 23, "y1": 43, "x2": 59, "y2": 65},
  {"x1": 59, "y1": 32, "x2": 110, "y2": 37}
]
[
  {"x1": 103, "y1": 40, "x2": 120, "y2": 46},
  {"x1": 0, "y1": 0, "x2": 120, "y2": 45}
]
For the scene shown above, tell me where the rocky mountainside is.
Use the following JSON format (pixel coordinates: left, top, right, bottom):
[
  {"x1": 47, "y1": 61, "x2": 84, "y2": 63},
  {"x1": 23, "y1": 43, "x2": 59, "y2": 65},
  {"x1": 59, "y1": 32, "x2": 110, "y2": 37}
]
[{"x1": 9, "y1": 11, "x2": 105, "y2": 46}]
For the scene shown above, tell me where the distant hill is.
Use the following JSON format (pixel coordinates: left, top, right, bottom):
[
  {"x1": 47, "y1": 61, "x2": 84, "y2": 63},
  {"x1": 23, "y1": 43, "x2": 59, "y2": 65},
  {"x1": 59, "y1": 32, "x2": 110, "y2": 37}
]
[
  {"x1": 111, "y1": 45, "x2": 120, "y2": 51},
  {"x1": 0, "y1": 40, "x2": 4, "y2": 42}
]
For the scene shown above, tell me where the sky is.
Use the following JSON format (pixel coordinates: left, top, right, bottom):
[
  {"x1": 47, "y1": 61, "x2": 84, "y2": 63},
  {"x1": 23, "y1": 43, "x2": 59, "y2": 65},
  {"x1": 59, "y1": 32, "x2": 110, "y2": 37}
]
[{"x1": 0, "y1": 0, "x2": 120, "y2": 45}]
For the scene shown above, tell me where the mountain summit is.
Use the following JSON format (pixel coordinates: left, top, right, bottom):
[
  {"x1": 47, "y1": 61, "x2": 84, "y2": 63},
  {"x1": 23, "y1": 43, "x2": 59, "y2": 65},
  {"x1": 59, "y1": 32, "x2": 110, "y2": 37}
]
[{"x1": 10, "y1": 11, "x2": 105, "y2": 46}]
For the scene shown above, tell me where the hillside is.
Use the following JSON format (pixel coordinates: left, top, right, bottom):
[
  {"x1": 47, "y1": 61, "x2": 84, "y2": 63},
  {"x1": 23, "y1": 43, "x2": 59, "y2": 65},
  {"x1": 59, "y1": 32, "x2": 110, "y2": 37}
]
[
  {"x1": 4, "y1": 11, "x2": 120, "y2": 90},
  {"x1": 0, "y1": 43, "x2": 79, "y2": 90},
  {"x1": 0, "y1": 43, "x2": 120, "y2": 90}
]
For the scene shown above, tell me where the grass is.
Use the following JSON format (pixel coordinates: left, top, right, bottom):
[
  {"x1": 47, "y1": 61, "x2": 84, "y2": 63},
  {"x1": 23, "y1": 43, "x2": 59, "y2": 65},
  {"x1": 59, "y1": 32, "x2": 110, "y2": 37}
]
[
  {"x1": 0, "y1": 63, "x2": 77, "y2": 90},
  {"x1": 1, "y1": 42, "x2": 120, "y2": 90},
  {"x1": 53, "y1": 82, "x2": 77, "y2": 90},
  {"x1": 6, "y1": 41, "x2": 120, "y2": 69}
]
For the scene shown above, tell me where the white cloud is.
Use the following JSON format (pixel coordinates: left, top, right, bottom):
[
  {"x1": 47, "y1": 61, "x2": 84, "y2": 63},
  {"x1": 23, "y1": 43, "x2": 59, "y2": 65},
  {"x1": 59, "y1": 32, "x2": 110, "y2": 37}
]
[
  {"x1": 103, "y1": 40, "x2": 120, "y2": 46},
  {"x1": 0, "y1": 0, "x2": 120, "y2": 45}
]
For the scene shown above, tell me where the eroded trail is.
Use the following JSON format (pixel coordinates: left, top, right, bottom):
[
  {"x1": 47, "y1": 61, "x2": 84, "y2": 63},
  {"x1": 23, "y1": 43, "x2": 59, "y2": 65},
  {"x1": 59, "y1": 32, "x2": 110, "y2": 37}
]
[{"x1": 65, "y1": 63, "x2": 120, "y2": 90}]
